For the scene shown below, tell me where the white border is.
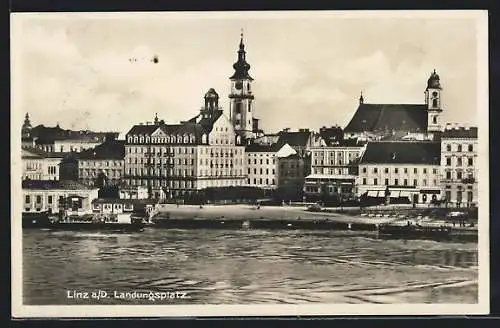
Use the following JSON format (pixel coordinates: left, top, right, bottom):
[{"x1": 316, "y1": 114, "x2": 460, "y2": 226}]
[{"x1": 11, "y1": 10, "x2": 490, "y2": 318}]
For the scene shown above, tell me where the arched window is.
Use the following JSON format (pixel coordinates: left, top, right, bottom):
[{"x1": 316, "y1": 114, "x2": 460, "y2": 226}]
[
  {"x1": 165, "y1": 136, "x2": 170, "y2": 143},
  {"x1": 189, "y1": 134, "x2": 195, "y2": 143},
  {"x1": 202, "y1": 134, "x2": 207, "y2": 144},
  {"x1": 183, "y1": 135, "x2": 189, "y2": 143},
  {"x1": 432, "y1": 116, "x2": 437, "y2": 124},
  {"x1": 432, "y1": 99, "x2": 438, "y2": 108},
  {"x1": 177, "y1": 135, "x2": 182, "y2": 143},
  {"x1": 128, "y1": 136, "x2": 132, "y2": 143}
]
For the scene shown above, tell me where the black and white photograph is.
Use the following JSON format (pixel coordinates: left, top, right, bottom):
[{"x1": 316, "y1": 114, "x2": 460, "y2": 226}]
[{"x1": 11, "y1": 10, "x2": 489, "y2": 317}]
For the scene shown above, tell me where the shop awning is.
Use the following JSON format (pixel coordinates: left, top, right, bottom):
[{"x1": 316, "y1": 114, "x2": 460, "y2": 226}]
[{"x1": 366, "y1": 190, "x2": 381, "y2": 197}]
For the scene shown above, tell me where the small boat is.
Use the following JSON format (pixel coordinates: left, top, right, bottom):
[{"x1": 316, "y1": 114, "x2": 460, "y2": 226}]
[
  {"x1": 43, "y1": 213, "x2": 145, "y2": 232},
  {"x1": 378, "y1": 223, "x2": 452, "y2": 240}
]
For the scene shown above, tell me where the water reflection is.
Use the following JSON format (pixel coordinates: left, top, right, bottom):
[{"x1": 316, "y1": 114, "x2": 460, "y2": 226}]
[{"x1": 23, "y1": 228, "x2": 478, "y2": 305}]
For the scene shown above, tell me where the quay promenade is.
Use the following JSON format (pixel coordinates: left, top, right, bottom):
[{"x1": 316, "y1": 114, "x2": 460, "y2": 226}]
[{"x1": 151, "y1": 204, "x2": 478, "y2": 239}]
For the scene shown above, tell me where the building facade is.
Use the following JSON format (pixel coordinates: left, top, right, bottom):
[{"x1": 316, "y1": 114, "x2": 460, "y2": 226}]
[
  {"x1": 77, "y1": 137, "x2": 125, "y2": 187},
  {"x1": 304, "y1": 141, "x2": 366, "y2": 201},
  {"x1": 123, "y1": 89, "x2": 246, "y2": 199},
  {"x1": 28, "y1": 122, "x2": 117, "y2": 153},
  {"x1": 22, "y1": 180, "x2": 99, "y2": 214},
  {"x1": 245, "y1": 143, "x2": 296, "y2": 189},
  {"x1": 357, "y1": 141, "x2": 442, "y2": 204},
  {"x1": 277, "y1": 153, "x2": 310, "y2": 201},
  {"x1": 22, "y1": 148, "x2": 66, "y2": 181},
  {"x1": 440, "y1": 126, "x2": 478, "y2": 206}
]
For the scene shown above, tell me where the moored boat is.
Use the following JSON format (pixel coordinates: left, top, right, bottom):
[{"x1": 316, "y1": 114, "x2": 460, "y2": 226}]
[
  {"x1": 44, "y1": 213, "x2": 145, "y2": 232},
  {"x1": 377, "y1": 223, "x2": 452, "y2": 240}
]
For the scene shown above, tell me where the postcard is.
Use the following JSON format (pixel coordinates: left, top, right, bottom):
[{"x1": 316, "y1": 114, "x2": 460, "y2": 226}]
[{"x1": 11, "y1": 10, "x2": 489, "y2": 318}]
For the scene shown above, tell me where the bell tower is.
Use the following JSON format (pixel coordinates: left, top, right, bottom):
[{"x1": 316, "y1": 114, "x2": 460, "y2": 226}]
[
  {"x1": 425, "y1": 69, "x2": 443, "y2": 132},
  {"x1": 22, "y1": 113, "x2": 32, "y2": 139},
  {"x1": 229, "y1": 30, "x2": 255, "y2": 141}
]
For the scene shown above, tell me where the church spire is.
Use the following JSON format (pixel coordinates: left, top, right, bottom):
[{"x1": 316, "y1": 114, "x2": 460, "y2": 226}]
[
  {"x1": 230, "y1": 29, "x2": 253, "y2": 81},
  {"x1": 359, "y1": 90, "x2": 364, "y2": 105}
]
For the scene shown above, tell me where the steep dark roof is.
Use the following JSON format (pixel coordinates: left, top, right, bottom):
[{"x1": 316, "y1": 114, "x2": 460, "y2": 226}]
[
  {"x1": 125, "y1": 124, "x2": 159, "y2": 136},
  {"x1": 187, "y1": 109, "x2": 224, "y2": 133},
  {"x1": 245, "y1": 143, "x2": 282, "y2": 153},
  {"x1": 22, "y1": 180, "x2": 95, "y2": 190},
  {"x1": 22, "y1": 147, "x2": 70, "y2": 159},
  {"x1": 319, "y1": 126, "x2": 344, "y2": 146},
  {"x1": 276, "y1": 131, "x2": 311, "y2": 147},
  {"x1": 78, "y1": 140, "x2": 125, "y2": 160},
  {"x1": 360, "y1": 141, "x2": 441, "y2": 165},
  {"x1": 344, "y1": 104, "x2": 428, "y2": 133},
  {"x1": 442, "y1": 127, "x2": 478, "y2": 139},
  {"x1": 31, "y1": 125, "x2": 118, "y2": 144}
]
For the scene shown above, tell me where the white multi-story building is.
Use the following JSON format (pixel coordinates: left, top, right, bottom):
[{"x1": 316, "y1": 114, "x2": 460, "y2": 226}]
[
  {"x1": 22, "y1": 148, "x2": 65, "y2": 181},
  {"x1": 304, "y1": 140, "x2": 366, "y2": 200},
  {"x1": 357, "y1": 141, "x2": 442, "y2": 204},
  {"x1": 124, "y1": 89, "x2": 246, "y2": 199},
  {"x1": 245, "y1": 143, "x2": 296, "y2": 189},
  {"x1": 440, "y1": 125, "x2": 478, "y2": 206}
]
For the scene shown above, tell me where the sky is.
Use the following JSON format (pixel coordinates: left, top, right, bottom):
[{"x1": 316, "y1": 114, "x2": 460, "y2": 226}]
[{"x1": 11, "y1": 11, "x2": 486, "y2": 137}]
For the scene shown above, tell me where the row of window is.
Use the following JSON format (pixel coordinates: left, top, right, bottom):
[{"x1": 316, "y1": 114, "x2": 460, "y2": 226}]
[
  {"x1": 79, "y1": 169, "x2": 122, "y2": 178},
  {"x1": 314, "y1": 159, "x2": 348, "y2": 166},
  {"x1": 444, "y1": 190, "x2": 474, "y2": 203},
  {"x1": 80, "y1": 160, "x2": 122, "y2": 167},
  {"x1": 127, "y1": 134, "x2": 198, "y2": 144},
  {"x1": 248, "y1": 168, "x2": 276, "y2": 175},
  {"x1": 312, "y1": 151, "x2": 360, "y2": 160},
  {"x1": 25, "y1": 162, "x2": 42, "y2": 170},
  {"x1": 25, "y1": 194, "x2": 64, "y2": 204},
  {"x1": 361, "y1": 178, "x2": 438, "y2": 187},
  {"x1": 47, "y1": 166, "x2": 57, "y2": 175},
  {"x1": 361, "y1": 167, "x2": 438, "y2": 174},
  {"x1": 125, "y1": 178, "x2": 245, "y2": 188},
  {"x1": 444, "y1": 144, "x2": 474, "y2": 152},
  {"x1": 248, "y1": 158, "x2": 276, "y2": 165},
  {"x1": 312, "y1": 168, "x2": 349, "y2": 175},
  {"x1": 445, "y1": 157, "x2": 474, "y2": 166},
  {"x1": 126, "y1": 168, "x2": 244, "y2": 177},
  {"x1": 247, "y1": 178, "x2": 276, "y2": 185},
  {"x1": 126, "y1": 146, "x2": 244, "y2": 156},
  {"x1": 444, "y1": 171, "x2": 474, "y2": 180}
]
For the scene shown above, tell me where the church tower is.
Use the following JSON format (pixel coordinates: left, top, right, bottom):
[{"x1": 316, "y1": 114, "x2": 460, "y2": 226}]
[
  {"x1": 425, "y1": 69, "x2": 443, "y2": 132},
  {"x1": 229, "y1": 30, "x2": 255, "y2": 141},
  {"x1": 22, "y1": 113, "x2": 32, "y2": 139}
]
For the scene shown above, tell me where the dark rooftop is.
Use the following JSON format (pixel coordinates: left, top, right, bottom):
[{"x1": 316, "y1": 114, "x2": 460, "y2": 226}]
[
  {"x1": 276, "y1": 131, "x2": 312, "y2": 147},
  {"x1": 360, "y1": 141, "x2": 441, "y2": 165},
  {"x1": 31, "y1": 125, "x2": 119, "y2": 144},
  {"x1": 22, "y1": 180, "x2": 96, "y2": 190},
  {"x1": 344, "y1": 103, "x2": 428, "y2": 133},
  {"x1": 441, "y1": 127, "x2": 478, "y2": 139},
  {"x1": 245, "y1": 143, "x2": 282, "y2": 153},
  {"x1": 78, "y1": 140, "x2": 125, "y2": 160}
]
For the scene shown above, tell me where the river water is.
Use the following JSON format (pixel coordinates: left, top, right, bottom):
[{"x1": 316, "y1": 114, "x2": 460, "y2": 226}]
[{"x1": 23, "y1": 227, "x2": 478, "y2": 305}]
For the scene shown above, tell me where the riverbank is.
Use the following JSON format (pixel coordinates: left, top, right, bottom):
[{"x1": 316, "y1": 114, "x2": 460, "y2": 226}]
[{"x1": 151, "y1": 204, "x2": 477, "y2": 240}]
